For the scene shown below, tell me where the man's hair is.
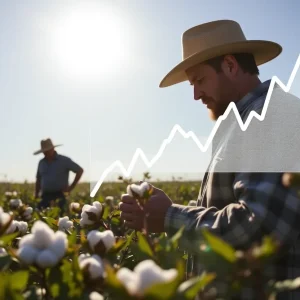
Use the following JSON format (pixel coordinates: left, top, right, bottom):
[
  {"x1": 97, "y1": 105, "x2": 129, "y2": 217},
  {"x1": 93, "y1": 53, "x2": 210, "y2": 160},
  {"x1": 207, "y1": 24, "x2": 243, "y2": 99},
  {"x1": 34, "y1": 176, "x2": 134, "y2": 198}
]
[{"x1": 204, "y1": 53, "x2": 259, "y2": 75}]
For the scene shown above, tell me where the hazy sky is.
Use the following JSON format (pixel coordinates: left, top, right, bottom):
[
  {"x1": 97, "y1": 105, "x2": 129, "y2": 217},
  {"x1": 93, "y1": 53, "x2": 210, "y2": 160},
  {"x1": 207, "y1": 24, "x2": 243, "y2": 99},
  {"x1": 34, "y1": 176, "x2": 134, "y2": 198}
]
[{"x1": 1, "y1": 0, "x2": 300, "y2": 184}]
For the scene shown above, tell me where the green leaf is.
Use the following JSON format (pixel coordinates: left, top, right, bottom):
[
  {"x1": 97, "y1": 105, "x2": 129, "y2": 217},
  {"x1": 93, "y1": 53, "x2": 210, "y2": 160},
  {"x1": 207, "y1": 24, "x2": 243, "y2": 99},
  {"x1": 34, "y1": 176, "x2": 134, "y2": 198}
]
[
  {"x1": 252, "y1": 236, "x2": 278, "y2": 259},
  {"x1": 137, "y1": 232, "x2": 154, "y2": 257},
  {"x1": 9, "y1": 271, "x2": 29, "y2": 291},
  {"x1": 42, "y1": 217, "x2": 58, "y2": 230},
  {"x1": 104, "y1": 263, "x2": 130, "y2": 299},
  {"x1": 0, "y1": 232, "x2": 20, "y2": 246},
  {"x1": 202, "y1": 228, "x2": 236, "y2": 263},
  {"x1": 102, "y1": 206, "x2": 110, "y2": 220},
  {"x1": 0, "y1": 254, "x2": 12, "y2": 271},
  {"x1": 169, "y1": 226, "x2": 185, "y2": 248},
  {"x1": 67, "y1": 230, "x2": 77, "y2": 247},
  {"x1": 176, "y1": 273, "x2": 216, "y2": 300}
]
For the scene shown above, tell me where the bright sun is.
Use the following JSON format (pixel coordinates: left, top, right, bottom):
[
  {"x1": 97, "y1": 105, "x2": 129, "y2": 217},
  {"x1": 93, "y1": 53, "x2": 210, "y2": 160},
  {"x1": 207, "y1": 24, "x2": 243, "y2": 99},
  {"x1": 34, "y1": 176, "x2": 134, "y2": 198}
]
[{"x1": 52, "y1": 7, "x2": 128, "y2": 80}]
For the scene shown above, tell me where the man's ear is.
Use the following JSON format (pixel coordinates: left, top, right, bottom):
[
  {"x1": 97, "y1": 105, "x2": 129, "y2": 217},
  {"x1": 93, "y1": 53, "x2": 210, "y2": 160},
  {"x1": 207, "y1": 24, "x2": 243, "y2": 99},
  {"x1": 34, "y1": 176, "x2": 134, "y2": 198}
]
[{"x1": 222, "y1": 55, "x2": 238, "y2": 77}]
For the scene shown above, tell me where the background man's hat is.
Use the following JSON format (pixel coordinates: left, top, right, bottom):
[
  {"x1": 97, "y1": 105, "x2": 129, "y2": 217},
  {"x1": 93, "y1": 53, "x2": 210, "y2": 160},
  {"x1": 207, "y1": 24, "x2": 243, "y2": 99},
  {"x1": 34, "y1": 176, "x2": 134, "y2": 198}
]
[
  {"x1": 159, "y1": 20, "x2": 282, "y2": 88},
  {"x1": 33, "y1": 138, "x2": 62, "y2": 155}
]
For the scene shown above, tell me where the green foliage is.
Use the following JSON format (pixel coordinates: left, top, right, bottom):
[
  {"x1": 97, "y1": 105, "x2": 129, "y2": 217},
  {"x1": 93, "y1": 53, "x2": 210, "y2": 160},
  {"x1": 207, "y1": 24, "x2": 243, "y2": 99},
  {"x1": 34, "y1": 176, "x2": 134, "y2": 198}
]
[{"x1": 0, "y1": 177, "x2": 299, "y2": 299}]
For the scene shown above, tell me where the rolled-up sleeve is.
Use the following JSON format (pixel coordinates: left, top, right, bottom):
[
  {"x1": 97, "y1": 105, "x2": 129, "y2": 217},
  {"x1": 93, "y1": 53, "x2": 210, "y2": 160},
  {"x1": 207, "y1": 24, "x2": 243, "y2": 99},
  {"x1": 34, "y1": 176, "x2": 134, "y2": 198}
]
[{"x1": 164, "y1": 172, "x2": 300, "y2": 252}]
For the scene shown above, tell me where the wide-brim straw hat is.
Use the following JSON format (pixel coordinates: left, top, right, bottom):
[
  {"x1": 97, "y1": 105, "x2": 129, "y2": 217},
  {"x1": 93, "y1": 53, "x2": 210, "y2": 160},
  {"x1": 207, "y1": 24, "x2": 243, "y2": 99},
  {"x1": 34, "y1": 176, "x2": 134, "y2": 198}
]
[
  {"x1": 159, "y1": 20, "x2": 282, "y2": 88},
  {"x1": 33, "y1": 138, "x2": 62, "y2": 155}
]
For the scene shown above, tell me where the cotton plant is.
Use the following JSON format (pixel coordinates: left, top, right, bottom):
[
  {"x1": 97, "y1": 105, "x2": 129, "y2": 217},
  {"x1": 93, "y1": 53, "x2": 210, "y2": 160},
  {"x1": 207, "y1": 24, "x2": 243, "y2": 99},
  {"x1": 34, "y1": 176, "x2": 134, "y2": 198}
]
[
  {"x1": 17, "y1": 220, "x2": 68, "y2": 269},
  {"x1": 116, "y1": 260, "x2": 178, "y2": 297},
  {"x1": 58, "y1": 216, "x2": 73, "y2": 232},
  {"x1": 80, "y1": 201, "x2": 103, "y2": 228},
  {"x1": 87, "y1": 230, "x2": 116, "y2": 256}
]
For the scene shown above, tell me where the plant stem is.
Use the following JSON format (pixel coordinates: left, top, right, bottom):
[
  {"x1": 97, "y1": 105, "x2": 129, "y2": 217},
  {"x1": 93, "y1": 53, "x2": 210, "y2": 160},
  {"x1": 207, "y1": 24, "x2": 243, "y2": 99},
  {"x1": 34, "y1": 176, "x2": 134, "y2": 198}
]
[{"x1": 41, "y1": 269, "x2": 50, "y2": 300}]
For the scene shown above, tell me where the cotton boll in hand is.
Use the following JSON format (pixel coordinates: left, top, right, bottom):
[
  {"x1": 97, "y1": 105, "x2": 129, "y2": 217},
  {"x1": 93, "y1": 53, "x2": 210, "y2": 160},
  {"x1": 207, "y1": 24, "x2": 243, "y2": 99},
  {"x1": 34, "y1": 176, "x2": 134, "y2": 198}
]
[{"x1": 127, "y1": 182, "x2": 152, "y2": 198}]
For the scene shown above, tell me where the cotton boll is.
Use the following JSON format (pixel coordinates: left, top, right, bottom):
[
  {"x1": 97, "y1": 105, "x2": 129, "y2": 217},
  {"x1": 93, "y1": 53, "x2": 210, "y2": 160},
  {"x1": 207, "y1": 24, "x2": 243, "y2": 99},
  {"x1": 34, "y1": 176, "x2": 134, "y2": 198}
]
[
  {"x1": 19, "y1": 233, "x2": 35, "y2": 248},
  {"x1": 31, "y1": 221, "x2": 55, "y2": 249},
  {"x1": 78, "y1": 253, "x2": 89, "y2": 263},
  {"x1": 80, "y1": 213, "x2": 94, "y2": 226},
  {"x1": 5, "y1": 221, "x2": 17, "y2": 234},
  {"x1": 82, "y1": 205, "x2": 99, "y2": 216},
  {"x1": 23, "y1": 207, "x2": 33, "y2": 219},
  {"x1": 36, "y1": 249, "x2": 59, "y2": 268},
  {"x1": 188, "y1": 200, "x2": 197, "y2": 206},
  {"x1": 116, "y1": 268, "x2": 140, "y2": 295},
  {"x1": 70, "y1": 202, "x2": 80, "y2": 212},
  {"x1": 49, "y1": 231, "x2": 68, "y2": 260},
  {"x1": 79, "y1": 254, "x2": 104, "y2": 279},
  {"x1": 58, "y1": 216, "x2": 73, "y2": 231},
  {"x1": 92, "y1": 201, "x2": 102, "y2": 215},
  {"x1": 134, "y1": 260, "x2": 178, "y2": 295},
  {"x1": 87, "y1": 230, "x2": 115, "y2": 253},
  {"x1": 17, "y1": 245, "x2": 39, "y2": 265},
  {"x1": 15, "y1": 221, "x2": 28, "y2": 235},
  {"x1": 89, "y1": 291, "x2": 104, "y2": 300},
  {"x1": 9, "y1": 199, "x2": 22, "y2": 209},
  {"x1": 127, "y1": 182, "x2": 151, "y2": 198},
  {"x1": 0, "y1": 210, "x2": 11, "y2": 226}
]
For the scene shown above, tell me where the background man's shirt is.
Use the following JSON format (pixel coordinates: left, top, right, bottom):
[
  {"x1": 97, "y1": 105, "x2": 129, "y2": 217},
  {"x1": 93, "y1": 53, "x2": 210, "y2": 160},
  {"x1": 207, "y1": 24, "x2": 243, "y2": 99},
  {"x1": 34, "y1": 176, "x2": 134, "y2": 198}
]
[{"x1": 36, "y1": 152, "x2": 81, "y2": 193}]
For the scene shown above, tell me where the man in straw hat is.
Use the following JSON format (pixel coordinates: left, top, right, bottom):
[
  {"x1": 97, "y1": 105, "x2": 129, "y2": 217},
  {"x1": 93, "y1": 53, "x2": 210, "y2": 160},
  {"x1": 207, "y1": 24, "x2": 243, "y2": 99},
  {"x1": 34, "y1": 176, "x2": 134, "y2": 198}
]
[
  {"x1": 34, "y1": 138, "x2": 84, "y2": 213},
  {"x1": 119, "y1": 20, "x2": 300, "y2": 299}
]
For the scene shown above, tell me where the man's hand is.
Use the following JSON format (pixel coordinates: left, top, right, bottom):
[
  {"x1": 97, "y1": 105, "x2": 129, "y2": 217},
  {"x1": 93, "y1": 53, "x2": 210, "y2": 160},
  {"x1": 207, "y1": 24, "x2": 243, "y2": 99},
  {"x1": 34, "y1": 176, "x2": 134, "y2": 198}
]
[
  {"x1": 119, "y1": 194, "x2": 144, "y2": 230},
  {"x1": 63, "y1": 185, "x2": 74, "y2": 194},
  {"x1": 119, "y1": 184, "x2": 173, "y2": 233}
]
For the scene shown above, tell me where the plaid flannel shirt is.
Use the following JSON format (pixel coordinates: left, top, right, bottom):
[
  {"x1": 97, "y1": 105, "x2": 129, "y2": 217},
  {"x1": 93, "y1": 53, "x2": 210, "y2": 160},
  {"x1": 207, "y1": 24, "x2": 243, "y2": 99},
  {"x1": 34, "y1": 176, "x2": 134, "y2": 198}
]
[{"x1": 164, "y1": 80, "x2": 300, "y2": 300}]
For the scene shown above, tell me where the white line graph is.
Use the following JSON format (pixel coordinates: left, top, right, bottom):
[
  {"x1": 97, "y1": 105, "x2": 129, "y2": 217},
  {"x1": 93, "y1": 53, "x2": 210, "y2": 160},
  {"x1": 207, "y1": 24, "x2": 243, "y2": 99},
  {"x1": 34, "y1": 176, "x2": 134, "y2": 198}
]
[{"x1": 90, "y1": 54, "x2": 300, "y2": 197}]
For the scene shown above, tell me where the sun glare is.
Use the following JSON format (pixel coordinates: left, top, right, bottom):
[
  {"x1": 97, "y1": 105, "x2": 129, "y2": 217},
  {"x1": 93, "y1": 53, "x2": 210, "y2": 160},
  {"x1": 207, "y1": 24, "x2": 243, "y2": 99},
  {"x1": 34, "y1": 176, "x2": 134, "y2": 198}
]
[{"x1": 52, "y1": 7, "x2": 128, "y2": 80}]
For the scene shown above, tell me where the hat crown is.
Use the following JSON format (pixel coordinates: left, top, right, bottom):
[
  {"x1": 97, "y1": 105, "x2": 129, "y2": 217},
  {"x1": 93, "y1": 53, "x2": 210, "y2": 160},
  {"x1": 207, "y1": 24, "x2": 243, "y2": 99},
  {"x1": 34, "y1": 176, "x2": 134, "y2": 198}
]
[
  {"x1": 40, "y1": 138, "x2": 54, "y2": 150},
  {"x1": 182, "y1": 20, "x2": 246, "y2": 60}
]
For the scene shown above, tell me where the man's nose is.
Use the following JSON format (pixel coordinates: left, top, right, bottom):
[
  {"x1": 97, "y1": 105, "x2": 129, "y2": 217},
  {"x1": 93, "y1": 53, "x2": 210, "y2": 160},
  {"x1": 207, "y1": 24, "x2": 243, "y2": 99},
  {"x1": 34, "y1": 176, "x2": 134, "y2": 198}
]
[{"x1": 194, "y1": 85, "x2": 204, "y2": 101}]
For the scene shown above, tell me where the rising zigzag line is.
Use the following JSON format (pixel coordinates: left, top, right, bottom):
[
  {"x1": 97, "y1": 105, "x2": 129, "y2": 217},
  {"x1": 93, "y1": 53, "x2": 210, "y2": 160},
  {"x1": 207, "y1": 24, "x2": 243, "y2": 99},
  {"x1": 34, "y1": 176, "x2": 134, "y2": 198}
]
[{"x1": 90, "y1": 54, "x2": 300, "y2": 197}]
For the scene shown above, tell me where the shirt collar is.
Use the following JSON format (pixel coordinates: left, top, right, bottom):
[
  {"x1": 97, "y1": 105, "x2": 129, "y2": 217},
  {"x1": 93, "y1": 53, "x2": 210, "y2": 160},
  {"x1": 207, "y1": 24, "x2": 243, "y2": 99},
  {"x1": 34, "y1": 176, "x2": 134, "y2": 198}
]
[
  {"x1": 42, "y1": 151, "x2": 58, "y2": 162},
  {"x1": 235, "y1": 79, "x2": 272, "y2": 114}
]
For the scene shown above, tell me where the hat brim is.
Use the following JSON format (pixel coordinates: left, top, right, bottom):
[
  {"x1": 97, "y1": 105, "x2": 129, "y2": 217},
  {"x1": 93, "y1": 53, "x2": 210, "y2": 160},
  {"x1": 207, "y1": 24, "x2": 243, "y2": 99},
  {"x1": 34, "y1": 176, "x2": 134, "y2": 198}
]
[
  {"x1": 33, "y1": 144, "x2": 63, "y2": 155},
  {"x1": 159, "y1": 40, "x2": 282, "y2": 88}
]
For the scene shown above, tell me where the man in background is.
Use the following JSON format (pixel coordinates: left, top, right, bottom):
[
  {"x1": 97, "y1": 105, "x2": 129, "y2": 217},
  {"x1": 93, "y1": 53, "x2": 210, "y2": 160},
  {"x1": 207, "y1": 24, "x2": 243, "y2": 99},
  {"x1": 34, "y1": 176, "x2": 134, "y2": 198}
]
[{"x1": 34, "y1": 138, "x2": 83, "y2": 214}]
